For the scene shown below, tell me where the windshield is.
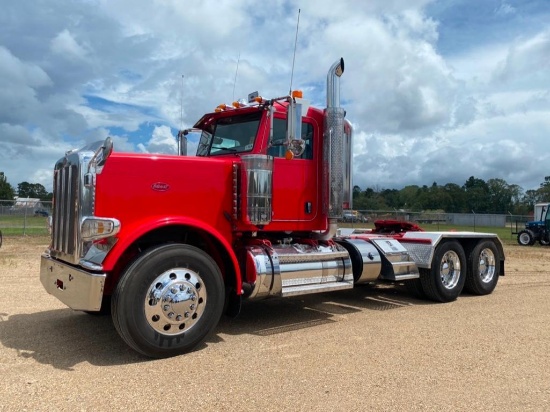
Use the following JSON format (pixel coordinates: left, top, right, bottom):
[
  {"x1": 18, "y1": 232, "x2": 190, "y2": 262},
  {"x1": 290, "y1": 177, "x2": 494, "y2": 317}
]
[{"x1": 196, "y1": 111, "x2": 262, "y2": 156}]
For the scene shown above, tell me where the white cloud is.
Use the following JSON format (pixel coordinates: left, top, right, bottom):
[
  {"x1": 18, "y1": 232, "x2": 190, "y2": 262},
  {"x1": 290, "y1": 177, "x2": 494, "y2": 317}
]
[
  {"x1": 493, "y1": 30, "x2": 550, "y2": 89},
  {"x1": 495, "y1": 1, "x2": 516, "y2": 16},
  {"x1": 0, "y1": 0, "x2": 549, "y2": 196},
  {"x1": 50, "y1": 29, "x2": 89, "y2": 61},
  {"x1": 137, "y1": 125, "x2": 177, "y2": 154}
]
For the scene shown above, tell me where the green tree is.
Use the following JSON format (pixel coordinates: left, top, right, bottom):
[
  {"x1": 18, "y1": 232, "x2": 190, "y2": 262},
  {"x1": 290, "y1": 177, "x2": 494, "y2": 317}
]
[
  {"x1": 398, "y1": 185, "x2": 422, "y2": 210},
  {"x1": 486, "y1": 178, "x2": 514, "y2": 213},
  {"x1": 354, "y1": 176, "x2": 534, "y2": 215},
  {"x1": 363, "y1": 187, "x2": 388, "y2": 210},
  {"x1": 463, "y1": 176, "x2": 490, "y2": 213},
  {"x1": 506, "y1": 184, "x2": 525, "y2": 214},
  {"x1": 380, "y1": 188, "x2": 400, "y2": 209},
  {"x1": 441, "y1": 183, "x2": 466, "y2": 213},
  {"x1": 0, "y1": 172, "x2": 15, "y2": 200},
  {"x1": 415, "y1": 182, "x2": 455, "y2": 211},
  {"x1": 352, "y1": 185, "x2": 367, "y2": 210},
  {"x1": 522, "y1": 189, "x2": 540, "y2": 212},
  {"x1": 537, "y1": 176, "x2": 550, "y2": 202},
  {"x1": 17, "y1": 182, "x2": 50, "y2": 200}
]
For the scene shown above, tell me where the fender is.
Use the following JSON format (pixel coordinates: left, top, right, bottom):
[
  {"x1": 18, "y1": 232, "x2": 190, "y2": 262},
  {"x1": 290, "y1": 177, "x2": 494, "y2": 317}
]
[{"x1": 101, "y1": 215, "x2": 242, "y2": 293}]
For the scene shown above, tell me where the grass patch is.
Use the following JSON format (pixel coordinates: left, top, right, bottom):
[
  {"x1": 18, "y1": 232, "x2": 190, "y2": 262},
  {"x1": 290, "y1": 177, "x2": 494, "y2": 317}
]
[
  {"x1": 0, "y1": 216, "x2": 521, "y2": 245},
  {"x1": 0, "y1": 215, "x2": 50, "y2": 236}
]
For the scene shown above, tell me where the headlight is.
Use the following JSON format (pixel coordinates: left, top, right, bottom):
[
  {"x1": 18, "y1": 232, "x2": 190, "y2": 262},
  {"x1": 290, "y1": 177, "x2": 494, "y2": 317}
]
[{"x1": 81, "y1": 217, "x2": 121, "y2": 241}]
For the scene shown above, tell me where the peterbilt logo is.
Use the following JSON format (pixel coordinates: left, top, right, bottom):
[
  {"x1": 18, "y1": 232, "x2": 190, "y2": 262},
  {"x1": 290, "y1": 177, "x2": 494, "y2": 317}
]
[{"x1": 151, "y1": 182, "x2": 170, "y2": 192}]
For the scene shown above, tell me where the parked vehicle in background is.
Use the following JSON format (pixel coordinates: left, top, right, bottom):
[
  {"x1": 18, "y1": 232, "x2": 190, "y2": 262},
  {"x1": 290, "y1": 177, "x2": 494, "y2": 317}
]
[
  {"x1": 34, "y1": 209, "x2": 50, "y2": 217},
  {"x1": 515, "y1": 202, "x2": 550, "y2": 246},
  {"x1": 342, "y1": 209, "x2": 368, "y2": 223}
]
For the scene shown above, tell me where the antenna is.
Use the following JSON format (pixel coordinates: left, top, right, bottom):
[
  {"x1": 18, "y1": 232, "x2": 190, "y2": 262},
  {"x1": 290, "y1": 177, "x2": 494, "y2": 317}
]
[
  {"x1": 180, "y1": 74, "x2": 184, "y2": 131},
  {"x1": 232, "y1": 52, "x2": 241, "y2": 101},
  {"x1": 177, "y1": 74, "x2": 186, "y2": 155},
  {"x1": 289, "y1": 8, "x2": 301, "y2": 94}
]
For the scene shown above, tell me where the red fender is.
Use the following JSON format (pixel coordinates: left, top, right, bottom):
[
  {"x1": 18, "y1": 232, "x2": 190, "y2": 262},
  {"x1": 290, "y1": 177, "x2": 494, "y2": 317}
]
[{"x1": 101, "y1": 215, "x2": 242, "y2": 294}]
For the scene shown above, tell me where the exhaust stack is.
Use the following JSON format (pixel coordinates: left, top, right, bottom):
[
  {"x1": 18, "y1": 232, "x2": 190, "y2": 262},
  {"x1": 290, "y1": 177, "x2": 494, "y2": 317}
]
[{"x1": 323, "y1": 58, "x2": 351, "y2": 219}]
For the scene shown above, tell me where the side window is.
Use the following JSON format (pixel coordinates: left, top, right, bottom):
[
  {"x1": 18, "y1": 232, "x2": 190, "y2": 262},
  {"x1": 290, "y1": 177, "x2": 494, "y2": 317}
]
[
  {"x1": 299, "y1": 122, "x2": 314, "y2": 160},
  {"x1": 267, "y1": 118, "x2": 314, "y2": 159}
]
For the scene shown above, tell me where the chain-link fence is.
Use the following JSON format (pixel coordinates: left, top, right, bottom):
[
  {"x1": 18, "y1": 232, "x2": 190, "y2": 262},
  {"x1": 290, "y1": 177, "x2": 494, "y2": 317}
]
[
  {"x1": 0, "y1": 200, "x2": 52, "y2": 236},
  {"x1": 0, "y1": 199, "x2": 534, "y2": 237},
  {"x1": 342, "y1": 209, "x2": 532, "y2": 239}
]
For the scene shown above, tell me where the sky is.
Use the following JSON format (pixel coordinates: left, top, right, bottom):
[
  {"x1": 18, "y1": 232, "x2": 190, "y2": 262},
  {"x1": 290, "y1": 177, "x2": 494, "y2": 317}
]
[{"x1": 1, "y1": 0, "x2": 549, "y2": 194}]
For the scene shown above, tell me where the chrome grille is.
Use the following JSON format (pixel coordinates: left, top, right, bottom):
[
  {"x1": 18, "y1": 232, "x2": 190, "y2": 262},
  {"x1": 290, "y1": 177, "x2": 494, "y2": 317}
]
[
  {"x1": 53, "y1": 163, "x2": 78, "y2": 256},
  {"x1": 49, "y1": 143, "x2": 98, "y2": 265}
]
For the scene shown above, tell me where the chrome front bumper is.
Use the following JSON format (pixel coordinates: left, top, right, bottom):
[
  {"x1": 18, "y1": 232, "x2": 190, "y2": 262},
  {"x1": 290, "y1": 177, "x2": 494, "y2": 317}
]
[{"x1": 40, "y1": 253, "x2": 106, "y2": 311}]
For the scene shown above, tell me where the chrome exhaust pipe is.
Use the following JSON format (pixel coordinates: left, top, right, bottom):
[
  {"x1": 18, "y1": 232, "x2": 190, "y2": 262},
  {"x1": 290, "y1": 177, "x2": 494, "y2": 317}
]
[{"x1": 323, "y1": 58, "x2": 349, "y2": 218}]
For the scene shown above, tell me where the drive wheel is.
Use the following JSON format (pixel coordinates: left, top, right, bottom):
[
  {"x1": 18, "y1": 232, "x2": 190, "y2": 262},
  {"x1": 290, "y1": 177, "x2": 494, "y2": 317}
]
[
  {"x1": 464, "y1": 240, "x2": 500, "y2": 295},
  {"x1": 112, "y1": 243, "x2": 224, "y2": 358},
  {"x1": 517, "y1": 230, "x2": 535, "y2": 246},
  {"x1": 404, "y1": 276, "x2": 426, "y2": 300},
  {"x1": 420, "y1": 241, "x2": 466, "y2": 303}
]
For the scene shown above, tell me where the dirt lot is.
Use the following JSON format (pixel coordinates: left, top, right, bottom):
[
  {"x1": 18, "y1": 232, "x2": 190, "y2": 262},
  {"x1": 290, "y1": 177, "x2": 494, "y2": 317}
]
[{"x1": 1, "y1": 236, "x2": 549, "y2": 411}]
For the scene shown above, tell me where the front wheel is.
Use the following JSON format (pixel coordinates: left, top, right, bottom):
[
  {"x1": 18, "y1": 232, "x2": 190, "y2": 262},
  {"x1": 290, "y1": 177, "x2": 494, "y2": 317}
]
[
  {"x1": 517, "y1": 230, "x2": 535, "y2": 246},
  {"x1": 464, "y1": 240, "x2": 501, "y2": 295},
  {"x1": 112, "y1": 243, "x2": 225, "y2": 358},
  {"x1": 420, "y1": 241, "x2": 466, "y2": 303}
]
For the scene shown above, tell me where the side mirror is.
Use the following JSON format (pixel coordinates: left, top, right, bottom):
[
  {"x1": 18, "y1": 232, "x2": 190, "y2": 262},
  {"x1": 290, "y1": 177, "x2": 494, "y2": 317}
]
[
  {"x1": 286, "y1": 97, "x2": 303, "y2": 143},
  {"x1": 177, "y1": 130, "x2": 188, "y2": 156},
  {"x1": 286, "y1": 97, "x2": 308, "y2": 157}
]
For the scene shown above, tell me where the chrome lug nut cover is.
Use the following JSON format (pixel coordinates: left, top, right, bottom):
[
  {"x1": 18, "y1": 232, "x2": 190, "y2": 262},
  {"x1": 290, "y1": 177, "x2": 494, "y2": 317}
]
[{"x1": 145, "y1": 269, "x2": 207, "y2": 335}]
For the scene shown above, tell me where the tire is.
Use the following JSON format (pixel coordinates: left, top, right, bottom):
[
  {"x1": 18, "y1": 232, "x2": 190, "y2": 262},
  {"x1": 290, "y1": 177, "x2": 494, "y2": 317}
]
[
  {"x1": 517, "y1": 230, "x2": 535, "y2": 246},
  {"x1": 464, "y1": 240, "x2": 500, "y2": 295},
  {"x1": 420, "y1": 241, "x2": 466, "y2": 303},
  {"x1": 111, "y1": 243, "x2": 225, "y2": 358},
  {"x1": 404, "y1": 276, "x2": 426, "y2": 300}
]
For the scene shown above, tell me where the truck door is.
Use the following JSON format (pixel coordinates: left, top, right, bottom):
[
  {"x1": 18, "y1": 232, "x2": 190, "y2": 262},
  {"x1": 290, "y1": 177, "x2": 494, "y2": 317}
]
[{"x1": 268, "y1": 117, "x2": 318, "y2": 222}]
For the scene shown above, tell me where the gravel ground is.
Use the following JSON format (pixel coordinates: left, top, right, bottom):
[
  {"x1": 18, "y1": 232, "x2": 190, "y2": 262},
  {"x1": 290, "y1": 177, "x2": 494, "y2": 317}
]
[{"x1": 0, "y1": 236, "x2": 549, "y2": 411}]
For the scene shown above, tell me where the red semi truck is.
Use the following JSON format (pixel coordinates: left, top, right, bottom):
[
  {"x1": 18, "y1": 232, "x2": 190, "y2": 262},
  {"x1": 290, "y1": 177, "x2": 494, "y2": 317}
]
[{"x1": 40, "y1": 58, "x2": 504, "y2": 358}]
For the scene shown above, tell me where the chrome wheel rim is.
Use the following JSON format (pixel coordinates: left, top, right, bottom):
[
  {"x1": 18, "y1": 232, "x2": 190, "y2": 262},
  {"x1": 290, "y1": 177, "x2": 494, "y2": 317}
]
[
  {"x1": 477, "y1": 248, "x2": 496, "y2": 283},
  {"x1": 144, "y1": 268, "x2": 207, "y2": 335},
  {"x1": 440, "y1": 250, "x2": 461, "y2": 289}
]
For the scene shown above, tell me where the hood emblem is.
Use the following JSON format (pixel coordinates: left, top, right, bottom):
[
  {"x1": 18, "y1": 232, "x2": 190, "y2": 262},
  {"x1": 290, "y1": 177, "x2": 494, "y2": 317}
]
[{"x1": 151, "y1": 182, "x2": 170, "y2": 192}]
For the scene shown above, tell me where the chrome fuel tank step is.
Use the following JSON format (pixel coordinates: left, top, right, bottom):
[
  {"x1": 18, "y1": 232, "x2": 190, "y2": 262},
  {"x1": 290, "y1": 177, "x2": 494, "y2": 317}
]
[{"x1": 243, "y1": 241, "x2": 354, "y2": 299}]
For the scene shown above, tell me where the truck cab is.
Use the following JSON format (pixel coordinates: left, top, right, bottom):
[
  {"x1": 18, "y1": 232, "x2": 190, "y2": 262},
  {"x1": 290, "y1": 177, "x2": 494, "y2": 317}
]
[{"x1": 188, "y1": 97, "x2": 347, "y2": 232}]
